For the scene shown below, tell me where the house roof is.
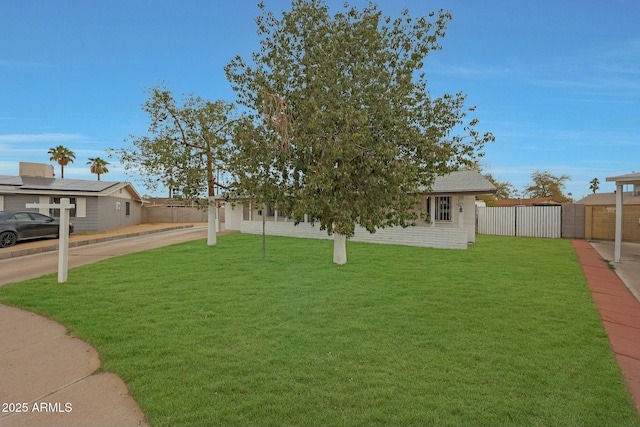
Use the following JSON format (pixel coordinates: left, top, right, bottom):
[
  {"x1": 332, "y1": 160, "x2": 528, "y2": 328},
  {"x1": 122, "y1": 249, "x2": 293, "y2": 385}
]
[
  {"x1": 224, "y1": 170, "x2": 497, "y2": 200},
  {"x1": 421, "y1": 170, "x2": 497, "y2": 195},
  {"x1": 494, "y1": 197, "x2": 565, "y2": 207},
  {"x1": 0, "y1": 175, "x2": 143, "y2": 201},
  {"x1": 575, "y1": 192, "x2": 640, "y2": 205}
]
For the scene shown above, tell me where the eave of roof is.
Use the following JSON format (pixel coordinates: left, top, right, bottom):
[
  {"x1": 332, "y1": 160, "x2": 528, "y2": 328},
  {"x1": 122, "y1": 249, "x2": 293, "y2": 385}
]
[
  {"x1": 606, "y1": 172, "x2": 640, "y2": 184},
  {"x1": 222, "y1": 170, "x2": 497, "y2": 201},
  {"x1": 418, "y1": 170, "x2": 497, "y2": 195}
]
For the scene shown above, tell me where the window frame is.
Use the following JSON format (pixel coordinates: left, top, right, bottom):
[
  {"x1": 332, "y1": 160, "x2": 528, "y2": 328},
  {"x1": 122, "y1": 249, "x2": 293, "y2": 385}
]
[
  {"x1": 426, "y1": 196, "x2": 452, "y2": 222},
  {"x1": 49, "y1": 197, "x2": 77, "y2": 218}
]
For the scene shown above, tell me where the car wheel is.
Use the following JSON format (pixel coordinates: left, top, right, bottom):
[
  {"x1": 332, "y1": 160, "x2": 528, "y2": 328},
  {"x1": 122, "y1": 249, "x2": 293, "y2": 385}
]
[{"x1": 0, "y1": 231, "x2": 17, "y2": 248}]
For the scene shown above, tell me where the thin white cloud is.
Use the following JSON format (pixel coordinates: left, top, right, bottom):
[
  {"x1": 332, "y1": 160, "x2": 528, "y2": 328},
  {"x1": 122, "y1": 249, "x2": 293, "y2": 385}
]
[
  {"x1": 0, "y1": 133, "x2": 86, "y2": 143},
  {"x1": 531, "y1": 75, "x2": 640, "y2": 92},
  {"x1": 529, "y1": 38, "x2": 640, "y2": 94},
  {"x1": 0, "y1": 59, "x2": 55, "y2": 70},
  {"x1": 0, "y1": 161, "x2": 19, "y2": 175}
]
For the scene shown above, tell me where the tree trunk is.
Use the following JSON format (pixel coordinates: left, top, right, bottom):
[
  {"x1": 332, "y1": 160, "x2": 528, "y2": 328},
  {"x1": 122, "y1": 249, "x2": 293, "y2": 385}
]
[
  {"x1": 207, "y1": 196, "x2": 217, "y2": 246},
  {"x1": 262, "y1": 203, "x2": 266, "y2": 259},
  {"x1": 333, "y1": 234, "x2": 347, "y2": 265}
]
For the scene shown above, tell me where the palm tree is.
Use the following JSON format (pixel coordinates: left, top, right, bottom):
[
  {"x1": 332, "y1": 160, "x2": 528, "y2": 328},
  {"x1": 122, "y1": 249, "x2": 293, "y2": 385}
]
[
  {"x1": 48, "y1": 145, "x2": 76, "y2": 178},
  {"x1": 87, "y1": 157, "x2": 110, "y2": 181}
]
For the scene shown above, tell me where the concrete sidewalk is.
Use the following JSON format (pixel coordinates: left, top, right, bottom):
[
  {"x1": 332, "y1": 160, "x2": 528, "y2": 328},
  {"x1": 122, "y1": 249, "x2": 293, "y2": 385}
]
[
  {"x1": 0, "y1": 222, "x2": 207, "y2": 261},
  {"x1": 0, "y1": 305, "x2": 149, "y2": 427},
  {"x1": 573, "y1": 240, "x2": 640, "y2": 415}
]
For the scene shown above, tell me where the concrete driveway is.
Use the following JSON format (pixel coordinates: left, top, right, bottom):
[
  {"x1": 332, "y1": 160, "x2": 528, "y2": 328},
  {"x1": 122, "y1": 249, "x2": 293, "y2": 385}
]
[
  {"x1": 0, "y1": 224, "x2": 211, "y2": 286},
  {"x1": 590, "y1": 240, "x2": 640, "y2": 301}
]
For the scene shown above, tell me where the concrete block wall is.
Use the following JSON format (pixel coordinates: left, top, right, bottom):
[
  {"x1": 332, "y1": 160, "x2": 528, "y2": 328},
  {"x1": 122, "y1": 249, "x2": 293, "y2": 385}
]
[
  {"x1": 351, "y1": 225, "x2": 468, "y2": 249},
  {"x1": 143, "y1": 206, "x2": 209, "y2": 223},
  {"x1": 585, "y1": 205, "x2": 640, "y2": 242},
  {"x1": 241, "y1": 220, "x2": 468, "y2": 250},
  {"x1": 561, "y1": 203, "x2": 585, "y2": 239}
]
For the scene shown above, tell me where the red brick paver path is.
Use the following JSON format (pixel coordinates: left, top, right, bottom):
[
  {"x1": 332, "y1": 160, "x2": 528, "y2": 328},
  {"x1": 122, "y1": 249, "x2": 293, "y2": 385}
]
[{"x1": 573, "y1": 239, "x2": 640, "y2": 414}]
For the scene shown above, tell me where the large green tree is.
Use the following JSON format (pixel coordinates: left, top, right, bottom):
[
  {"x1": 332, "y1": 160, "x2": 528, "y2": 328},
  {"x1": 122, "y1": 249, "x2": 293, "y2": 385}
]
[
  {"x1": 523, "y1": 170, "x2": 571, "y2": 201},
  {"x1": 48, "y1": 145, "x2": 76, "y2": 178},
  {"x1": 109, "y1": 85, "x2": 239, "y2": 246},
  {"x1": 477, "y1": 172, "x2": 516, "y2": 205},
  {"x1": 226, "y1": 0, "x2": 493, "y2": 264}
]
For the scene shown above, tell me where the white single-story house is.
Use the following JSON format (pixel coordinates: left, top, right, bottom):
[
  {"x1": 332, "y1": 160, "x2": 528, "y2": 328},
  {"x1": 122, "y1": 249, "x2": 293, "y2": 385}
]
[
  {"x1": 0, "y1": 162, "x2": 143, "y2": 233},
  {"x1": 223, "y1": 170, "x2": 496, "y2": 250}
]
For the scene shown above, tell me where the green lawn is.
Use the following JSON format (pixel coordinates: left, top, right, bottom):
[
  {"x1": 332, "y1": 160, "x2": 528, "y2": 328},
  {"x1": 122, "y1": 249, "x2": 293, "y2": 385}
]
[{"x1": 0, "y1": 234, "x2": 638, "y2": 426}]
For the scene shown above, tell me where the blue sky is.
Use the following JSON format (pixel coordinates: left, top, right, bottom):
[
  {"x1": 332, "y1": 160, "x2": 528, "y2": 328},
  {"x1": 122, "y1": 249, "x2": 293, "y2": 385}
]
[{"x1": 1, "y1": 0, "x2": 639, "y2": 200}]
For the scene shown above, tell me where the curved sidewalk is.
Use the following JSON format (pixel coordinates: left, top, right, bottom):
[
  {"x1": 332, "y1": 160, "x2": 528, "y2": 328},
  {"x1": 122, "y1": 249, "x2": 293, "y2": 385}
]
[
  {"x1": 0, "y1": 223, "x2": 213, "y2": 426},
  {"x1": 0, "y1": 305, "x2": 149, "y2": 427},
  {"x1": 572, "y1": 239, "x2": 640, "y2": 414}
]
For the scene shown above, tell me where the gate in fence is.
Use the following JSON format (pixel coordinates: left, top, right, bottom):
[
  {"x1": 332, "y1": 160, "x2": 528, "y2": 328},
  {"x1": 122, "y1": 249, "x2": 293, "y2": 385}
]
[{"x1": 477, "y1": 205, "x2": 562, "y2": 238}]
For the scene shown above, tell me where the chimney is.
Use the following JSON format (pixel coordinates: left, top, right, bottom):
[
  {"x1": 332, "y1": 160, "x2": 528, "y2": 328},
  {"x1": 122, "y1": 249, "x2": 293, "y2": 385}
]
[{"x1": 19, "y1": 162, "x2": 55, "y2": 178}]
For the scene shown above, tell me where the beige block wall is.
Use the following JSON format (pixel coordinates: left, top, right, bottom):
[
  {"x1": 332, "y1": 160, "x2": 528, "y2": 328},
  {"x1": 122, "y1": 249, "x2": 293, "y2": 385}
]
[
  {"x1": 585, "y1": 205, "x2": 640, "y2": 242},
  {"x1": 142, "y1": 206, "x2": 209, "y2": 223}
]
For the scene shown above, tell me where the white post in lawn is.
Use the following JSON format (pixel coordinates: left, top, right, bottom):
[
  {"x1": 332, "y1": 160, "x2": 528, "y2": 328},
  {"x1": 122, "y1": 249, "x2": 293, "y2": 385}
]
[
  {"x1": 333, "y1": 234, "x2": 347, "y2": 265},
  {"x1": 614, "y1": 183, "x2": 623, "y2": 262},
  {"x1": 207, "y1": 196, "x2": 217, "y2": 246},
  {"x1": 26, "y1": 197, "x2": 74, "y2": 283}
]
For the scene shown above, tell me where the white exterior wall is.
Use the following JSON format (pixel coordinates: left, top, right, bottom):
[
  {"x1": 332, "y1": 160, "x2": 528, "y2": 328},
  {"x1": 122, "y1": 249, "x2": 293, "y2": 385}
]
[
  {"x1": 416, "y1": 195, "x2": 477, "y2": 243},
  {"x1": 229, "y1": 194, "x2": 480, "y2": 249},
  {"x1": 224, "y1": 203, "x2": 243, "y2": 230},
  {"x1": 462, "y1": 195, "x2": 477, "y2": 243},
  {"x1": 352, "y1": 225, "x2": 467, "y2": 249},
  {"x1": 104, "y1": 185, "x2": 140, "y2": 202},
  {"x1": 241, "y1": 220, "x2": 468, "y2": 250}
]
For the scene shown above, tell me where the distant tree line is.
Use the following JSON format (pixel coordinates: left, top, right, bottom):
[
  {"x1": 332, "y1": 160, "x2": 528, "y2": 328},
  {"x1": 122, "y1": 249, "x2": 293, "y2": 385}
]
[{"x1": 479, "y1": 170, "x2": 573, "y2": 205}]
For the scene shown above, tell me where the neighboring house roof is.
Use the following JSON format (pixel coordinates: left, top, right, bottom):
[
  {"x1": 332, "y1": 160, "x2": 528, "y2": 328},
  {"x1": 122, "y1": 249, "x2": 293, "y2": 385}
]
[
  {"x1": 494, "y1": 197, "x2": 564, "y2": 207},
  {"x1": 0, "y1": 175, "x2": 143, "y2": 202},
  {"x1": 575, "y1": 192, "x2": 640, "y2": 206},
  {"x1": 422, "y1": 170, "x2": 497, "y2": 195}
]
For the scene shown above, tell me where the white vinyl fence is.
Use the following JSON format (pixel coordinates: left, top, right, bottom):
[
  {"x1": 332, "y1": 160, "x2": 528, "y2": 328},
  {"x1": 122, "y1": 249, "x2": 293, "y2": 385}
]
[{"x1": 477, "y1": 206, "x2": 562, "y2": 238}]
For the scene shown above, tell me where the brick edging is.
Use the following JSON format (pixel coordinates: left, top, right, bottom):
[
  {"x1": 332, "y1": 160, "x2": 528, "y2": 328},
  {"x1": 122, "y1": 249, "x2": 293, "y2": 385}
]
[{"x1": 572, "y1": 239, "x2": 640, "y2": 415}]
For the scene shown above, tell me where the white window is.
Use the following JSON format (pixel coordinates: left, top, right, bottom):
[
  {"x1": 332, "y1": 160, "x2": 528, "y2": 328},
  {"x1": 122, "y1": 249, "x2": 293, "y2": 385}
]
[
  {"x1": 426, "y1": 196, "x2": 452, "y2": 222},
  {"x1": 49, "y1": 197, "x2": 77, "y2": 218}
]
